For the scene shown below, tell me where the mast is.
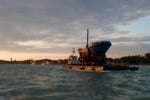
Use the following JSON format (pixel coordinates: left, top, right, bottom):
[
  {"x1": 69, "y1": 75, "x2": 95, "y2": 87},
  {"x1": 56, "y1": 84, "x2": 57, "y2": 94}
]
[
  {"x1": 86, "y1": 29, "x2": 89, "y2": 48},
  {"x1": 86, "y1": 29, "x2": 90, "y2": 65},
  {"x1": 72, "y1": 48, "x2": 75, "y2": 56}
]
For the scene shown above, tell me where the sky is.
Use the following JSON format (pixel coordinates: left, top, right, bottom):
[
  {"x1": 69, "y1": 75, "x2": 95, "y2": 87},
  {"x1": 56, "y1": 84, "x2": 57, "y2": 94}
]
[{"x1": 0, "y1": 0, "x2": 150, "y2": 60}]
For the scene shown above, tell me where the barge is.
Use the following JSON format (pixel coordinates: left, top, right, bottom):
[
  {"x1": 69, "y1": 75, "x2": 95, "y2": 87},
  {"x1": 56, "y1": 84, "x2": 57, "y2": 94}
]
[{"x1": 64, "y1": 29, "x2": 139, "y2": 72}]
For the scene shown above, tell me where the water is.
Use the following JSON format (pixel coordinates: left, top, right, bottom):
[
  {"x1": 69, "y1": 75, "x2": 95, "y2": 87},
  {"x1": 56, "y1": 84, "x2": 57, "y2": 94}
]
[{"x1": 0, "y1": 64, "x2": 149, "y2": 100}]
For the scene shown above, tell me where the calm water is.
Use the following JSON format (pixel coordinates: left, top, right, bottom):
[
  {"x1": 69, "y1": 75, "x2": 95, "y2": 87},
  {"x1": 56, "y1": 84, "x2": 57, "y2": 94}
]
[{"x1": 0, "y1": 64, "x2": 149, "y2": 100}]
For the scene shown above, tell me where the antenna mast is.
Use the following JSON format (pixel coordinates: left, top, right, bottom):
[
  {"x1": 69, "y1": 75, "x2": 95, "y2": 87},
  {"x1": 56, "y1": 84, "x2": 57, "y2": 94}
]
[{"x1": 72, "y1": 48, "x2": 75, "y2": 56}]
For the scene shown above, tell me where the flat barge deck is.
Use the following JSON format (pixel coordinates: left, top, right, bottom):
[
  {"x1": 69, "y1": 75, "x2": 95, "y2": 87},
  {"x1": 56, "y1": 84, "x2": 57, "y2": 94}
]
[
  {"x1": 63, "y1": 64, "x2": 104, "y2": 72},
  {"x1": 63, "y1": 64, "x2": 139, "y2": 72}
]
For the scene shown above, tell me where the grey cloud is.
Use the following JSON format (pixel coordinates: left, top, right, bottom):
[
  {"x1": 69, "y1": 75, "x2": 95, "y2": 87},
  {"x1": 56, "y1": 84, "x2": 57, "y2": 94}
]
[
  {"x1": 110, "y1": 35, "x2": 150, "y2": 43},
  {"x1": 0, "y1": 0, "x2": 150, "y2": 56}
]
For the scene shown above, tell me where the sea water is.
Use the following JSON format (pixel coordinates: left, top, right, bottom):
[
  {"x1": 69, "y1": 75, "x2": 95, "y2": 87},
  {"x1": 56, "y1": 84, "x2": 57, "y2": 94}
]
[{"x1": 0, "y1": 64, "x2": 149, "y2": 100}]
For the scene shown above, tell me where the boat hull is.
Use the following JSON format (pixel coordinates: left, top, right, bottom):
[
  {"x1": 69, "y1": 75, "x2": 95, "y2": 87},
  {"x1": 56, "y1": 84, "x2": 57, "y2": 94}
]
[
  {"x1": 63, "y1": 64, "x2": 104, "y2": 72},
  {"x1": 63, "y1": 64, "x2": 139, "y2": 72},
  {"x1": 104, "y1": 64, "x2": 139, "y2": 71}
]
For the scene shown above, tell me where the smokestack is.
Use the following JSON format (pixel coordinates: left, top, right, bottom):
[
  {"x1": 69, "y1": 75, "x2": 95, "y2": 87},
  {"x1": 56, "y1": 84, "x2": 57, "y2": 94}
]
[{"x1": 86, "y1": 29, "x2": 89, "y2": 48}]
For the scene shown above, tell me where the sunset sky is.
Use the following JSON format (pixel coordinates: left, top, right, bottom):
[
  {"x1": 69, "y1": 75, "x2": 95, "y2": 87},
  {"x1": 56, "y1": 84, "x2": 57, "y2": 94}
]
[{"x1": 0, "y1": 0, "x2": 150, "y2": 60}]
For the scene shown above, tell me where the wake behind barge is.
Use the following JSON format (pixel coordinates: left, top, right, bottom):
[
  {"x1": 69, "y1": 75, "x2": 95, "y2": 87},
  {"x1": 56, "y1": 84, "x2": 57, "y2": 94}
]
[{"x1": 64, "y1": 29, "x2": 139, "y2": 72}]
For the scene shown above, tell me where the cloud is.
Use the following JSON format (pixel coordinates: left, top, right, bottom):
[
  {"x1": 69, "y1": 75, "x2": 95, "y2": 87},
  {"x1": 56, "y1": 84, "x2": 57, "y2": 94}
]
[{"x1": 0, "y1": 0, "x2": 150, "y2": 59}]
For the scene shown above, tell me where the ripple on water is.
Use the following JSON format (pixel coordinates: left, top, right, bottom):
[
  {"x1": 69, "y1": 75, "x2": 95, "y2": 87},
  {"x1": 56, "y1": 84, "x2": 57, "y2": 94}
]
[{"x1": 0, "y1": 64, "x2": 150, "y2": 100}]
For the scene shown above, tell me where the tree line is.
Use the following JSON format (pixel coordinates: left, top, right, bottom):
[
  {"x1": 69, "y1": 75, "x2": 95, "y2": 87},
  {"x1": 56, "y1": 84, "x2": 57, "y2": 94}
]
[{"x1": 107, "y1": 53, "x2": 150, "y2": 65}]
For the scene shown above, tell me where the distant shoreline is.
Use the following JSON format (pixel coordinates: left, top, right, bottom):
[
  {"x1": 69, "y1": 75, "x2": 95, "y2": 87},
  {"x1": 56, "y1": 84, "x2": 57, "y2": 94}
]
[{"x1": 0, "y1": 53, "x2": 149, "y2": 65}]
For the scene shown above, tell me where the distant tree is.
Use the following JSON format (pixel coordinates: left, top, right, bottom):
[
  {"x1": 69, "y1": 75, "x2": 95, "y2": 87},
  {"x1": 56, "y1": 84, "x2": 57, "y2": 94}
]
[
  {"x1": 145, "y1": 53, "x2": 150, "y2": 60},
  {"x1": 118, "y1": 55, "x2": 147, "y2": 64},
  {"x1": 145, "y1": 53, "x2": 150, "y2": 64}
]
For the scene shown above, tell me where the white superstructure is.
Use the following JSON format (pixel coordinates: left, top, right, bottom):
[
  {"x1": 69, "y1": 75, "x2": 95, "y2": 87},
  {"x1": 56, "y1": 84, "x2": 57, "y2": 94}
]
[{"x1": 68, "y1": 48, "x2": 80, "y2": 65}]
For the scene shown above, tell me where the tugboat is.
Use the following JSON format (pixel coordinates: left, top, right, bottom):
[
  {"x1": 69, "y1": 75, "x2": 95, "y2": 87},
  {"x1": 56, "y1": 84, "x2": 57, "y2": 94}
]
[
  {"x1": 64, "y1": 29, "x2": 139, "y2": 72},
  {"x1": 68, "y1": 48, "x2": 80, "y2": 65}
]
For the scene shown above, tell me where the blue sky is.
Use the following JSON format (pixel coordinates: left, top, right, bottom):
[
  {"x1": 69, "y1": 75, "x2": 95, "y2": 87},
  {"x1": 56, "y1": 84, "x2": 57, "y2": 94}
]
[{"x1": 0, "y1": 0, "x2": 150, "y2": 60}]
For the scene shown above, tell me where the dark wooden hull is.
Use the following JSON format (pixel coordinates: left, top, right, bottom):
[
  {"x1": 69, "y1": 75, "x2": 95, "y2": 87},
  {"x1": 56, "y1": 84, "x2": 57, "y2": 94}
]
[{"x1": 104, "y1": 65, "x2": 139, "y2": 71}]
